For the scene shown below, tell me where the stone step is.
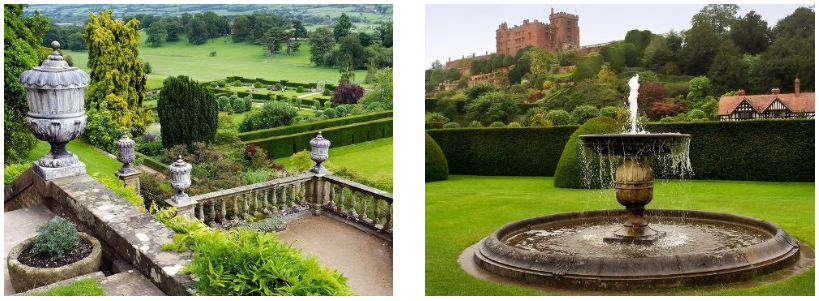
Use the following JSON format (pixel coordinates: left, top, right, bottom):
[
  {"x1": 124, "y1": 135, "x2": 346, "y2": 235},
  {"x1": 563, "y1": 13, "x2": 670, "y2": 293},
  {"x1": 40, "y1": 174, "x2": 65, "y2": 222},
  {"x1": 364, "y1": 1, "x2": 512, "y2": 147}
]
[{"x1": 99, "y1": 270, "x2": 165, "y2": 296}]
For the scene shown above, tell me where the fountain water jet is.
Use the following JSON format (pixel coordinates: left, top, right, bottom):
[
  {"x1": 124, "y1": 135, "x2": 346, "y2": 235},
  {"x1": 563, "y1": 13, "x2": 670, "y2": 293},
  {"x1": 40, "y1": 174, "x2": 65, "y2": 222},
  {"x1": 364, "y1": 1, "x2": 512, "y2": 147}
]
[{"x1": 470, "y1": 76, "x2": 803, "y2": 290}]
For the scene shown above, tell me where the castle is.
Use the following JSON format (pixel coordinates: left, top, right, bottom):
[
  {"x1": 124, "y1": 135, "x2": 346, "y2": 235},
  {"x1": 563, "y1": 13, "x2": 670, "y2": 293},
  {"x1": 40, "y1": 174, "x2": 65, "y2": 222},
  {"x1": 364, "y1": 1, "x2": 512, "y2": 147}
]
[
  {"x1": 444, "y1": 8, "x2": 580, "y2": 73},
  {"x1": 496, "y1": 7, "x2": 580, "y2": 56}
]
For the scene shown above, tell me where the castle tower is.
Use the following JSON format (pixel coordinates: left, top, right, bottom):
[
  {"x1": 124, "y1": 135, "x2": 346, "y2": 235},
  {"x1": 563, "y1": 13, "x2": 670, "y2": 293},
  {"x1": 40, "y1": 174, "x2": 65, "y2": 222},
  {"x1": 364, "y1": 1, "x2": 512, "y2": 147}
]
[{"x1": 549, "y1": 8, "x2": 580, "y2": 50}]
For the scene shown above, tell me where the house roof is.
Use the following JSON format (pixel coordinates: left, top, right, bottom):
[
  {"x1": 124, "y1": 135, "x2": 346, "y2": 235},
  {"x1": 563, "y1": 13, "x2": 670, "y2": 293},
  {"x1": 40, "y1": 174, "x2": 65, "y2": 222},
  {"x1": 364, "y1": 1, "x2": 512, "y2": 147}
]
[{"x1": 718, "y1": 92, "x2": 815, "y2": 115}]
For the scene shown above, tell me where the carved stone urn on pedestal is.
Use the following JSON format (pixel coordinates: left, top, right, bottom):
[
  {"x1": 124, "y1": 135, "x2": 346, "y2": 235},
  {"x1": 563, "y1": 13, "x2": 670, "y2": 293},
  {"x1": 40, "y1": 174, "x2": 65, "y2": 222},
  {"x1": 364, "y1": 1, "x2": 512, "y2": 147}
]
[
  {"x1": 309, "y1": 131, "x2": 331, "y2": 174},
  {"x1": 19, "y1": 41, "x2": 90, "y2": 180}
]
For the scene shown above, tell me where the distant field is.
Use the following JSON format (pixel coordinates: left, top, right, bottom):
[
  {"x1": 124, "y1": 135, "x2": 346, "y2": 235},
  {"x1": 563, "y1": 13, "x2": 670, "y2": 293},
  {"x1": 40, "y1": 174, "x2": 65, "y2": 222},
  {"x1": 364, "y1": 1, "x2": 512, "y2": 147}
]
[{"x1": 65, "y1": 32, "x2": 367, "y2": 90}]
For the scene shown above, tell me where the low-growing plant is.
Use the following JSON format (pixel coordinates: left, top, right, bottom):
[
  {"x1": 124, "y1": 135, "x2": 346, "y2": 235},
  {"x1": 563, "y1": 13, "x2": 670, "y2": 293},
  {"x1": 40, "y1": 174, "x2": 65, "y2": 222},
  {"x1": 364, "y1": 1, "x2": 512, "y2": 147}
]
[
  {"x1": 239, "y1": 102, "x2": 299, "y2": 132},
  {"x1": 507, "y1": 122, "x2": 522, "y2": 128},
  {"x1": 443, "y1": 122, "x2": 460, "y2": 128},
  {"x1": 296, "y1": 86, "x2": 305, "y2": 93},
  {"x1": 32, "y1": 217, "x2": 79, "y2": 260},
  {"x1": 468, "y1": 120, "x2": 484, "y2": 128},
  {"x1": 4, "y1": 163, "x2": 29, "y2": 185},
  {"x1": 137, "y1": 140, "x2": 163, "y2": 156},
  {"x1": 489, "y1": 121, "x2": 506, "y2": 128},
  {"x1": 243, "y1": 169, "x2": 272, "y2": 184},
  {"x1": 233, "y1": 80, "x2": 243, "y2": 87},
  {"x1": 93, "y1": 173, "x2": 145, "y2": 207},
  {"x1": 239, "y1": 214, "x2": 286, "y2": 232},
  {"x1": 288, "y1": 150, "x2": 314, "y2": 173}
]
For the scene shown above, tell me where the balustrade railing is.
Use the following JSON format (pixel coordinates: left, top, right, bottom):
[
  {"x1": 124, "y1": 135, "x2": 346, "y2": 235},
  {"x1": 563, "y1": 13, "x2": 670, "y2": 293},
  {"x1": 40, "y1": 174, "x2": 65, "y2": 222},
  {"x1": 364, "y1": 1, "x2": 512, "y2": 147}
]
[{"x1": 319, "y1": 175, "x2": 393, "y2": 236}]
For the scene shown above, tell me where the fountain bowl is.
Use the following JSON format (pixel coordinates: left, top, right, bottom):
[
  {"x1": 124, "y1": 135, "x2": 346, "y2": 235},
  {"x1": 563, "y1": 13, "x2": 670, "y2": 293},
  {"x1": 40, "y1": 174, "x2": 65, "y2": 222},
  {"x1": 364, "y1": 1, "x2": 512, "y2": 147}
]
[
  {"x1": 473, "y1": 209, "x2": 801, "y2": 290},
  {"x1": 579, "y1": 133, "x2": 690, "y2": 155}
]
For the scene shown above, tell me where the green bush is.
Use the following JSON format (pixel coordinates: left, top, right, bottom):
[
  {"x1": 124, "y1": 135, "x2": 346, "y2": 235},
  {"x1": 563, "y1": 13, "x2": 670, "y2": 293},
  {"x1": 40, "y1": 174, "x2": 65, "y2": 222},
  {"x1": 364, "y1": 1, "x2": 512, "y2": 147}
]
[
  {"x1": 468, "y1": 121, "x2": 484, "y2": 128},
  {"x1": 296, "y1": 86, "x2": 305, "y2": 93},
  {"x1": 288, "y1": 150, "x2": 314, "y2": 173},
  {"x1": 239, "y1": 215, "x2": 286, "y2": 232},
  {"x1": 32, "y1": 217, "x2": 79, "y2": 260},
  {"x1": 232, "y1": 97, "x2": 247, "y2": 113},
  {"x1": 425, "y1": 133, "x2": 448, "y2": 182},
  {"x1": 489, "y1": 121, "x2": 506, "y2": 128},
  {"x1": 425, "y1": 112, "x2": 449, "y2": 129},
  {"x1": 464, "y1": 92, "x2": 520, "y2": 125},
  {"x1": 243, "y1": 169, "x2": 272, "y2": 184},
  {"x1": 82, "y1": 105, "x2": 125, "y2": 153},
  {"x1": 238, "y1": 111, "x2": 392, "y2": 141},
  {"x1": 253, "y1": 82, "x2": 263, "y2": 88},
  {"x1": 323, "y1": 108, "x2": 338, "y2": 119},
  {"x1": 248, "y1": 118, "x2": 393, "y2": 159},
  {"x1": 4, "y1": 163, "x2": 29, "y2": 185},
  {"x1": 442, "y1": 122, "x2": 460, "y2": 128},
  {"x1": 571, "y1": 105, "x2": 601, "y2": 125},
  {"x1": 233, "y1": 80, "x2": 243, "y2": 87},
  {"x1": 507, "y1": 122, "x2": 522, "y2": 128},
  {"x1": 553, "y1": 117, "x2": 622, "y2": 188},
  {"x1": 239, "y1": 102, "x2": 299, "y2": 132},
  {"x1": 136, "y1": 140, "x2": 163, "y2": 156},
  {"x1": 93, "y1": 173, "x2": 145, "y2": 207},
  {"x1": 546, "y1": 110, "x2": 573, "y2": 126}
]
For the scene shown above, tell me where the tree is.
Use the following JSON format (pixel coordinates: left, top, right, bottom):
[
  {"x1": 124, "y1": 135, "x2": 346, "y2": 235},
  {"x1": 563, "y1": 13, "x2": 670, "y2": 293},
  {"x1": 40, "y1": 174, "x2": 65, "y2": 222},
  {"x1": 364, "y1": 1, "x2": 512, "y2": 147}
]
[
  {"x1": 665, "y1": 30, "x2": 683, "y2": 52},
  {"x1": 600, "y1": 46, "x2": 625, "y2": 72},
  {"x1": 309, "y1": 27, "x2": 335, "y2": 66},
  {"x1": 331, "y1": 84, "x2": 365, "y2": 104},
  {"x1": 691, "y1": 4, "x2": 739, "y2": 35},
  {"x1": 596, "y1": 63, "x2": 617, "y2": 87},
  {"x1": 621, "y1": 43, "x2": 639, "y2": 67},
  {"x1": 546, "y1": 79, "x2": 621, "y2": 111},
  {"x1": 4, "y1": 4, "x2": 49, "y2": 163},
  {"x1": 376, "y1": 21, "x2": 393, "y2": 47},
  {"x1": 679, "y1": 23, "x2": 721, "y2": 75},
  {"x1": 338, "y1": 33, "x2": 365, "y2": 68},
  {"x1": 359, "y1": 68, "x2": 393, "y2": 109},
  {"x1": 469, "y1": 60, "x2": 482, "y2": 75},
  {"x1": 502, "y1": 55, "x2": 514, "y2": 67},
  {"x1": 258, "y1": 26, "x2": 285, "y2": 56},
  {"x1": 333, "y1": 13, "x2": 352, "y2": 41},
  {"x1": 572, "y1": 52, "x2": 604, "y2": 82},
  {"x1": 643, "y1": 35, "x2": 674, "y2": 72},
  {"x1": 464, "y1": 92, "x2": 519, "y2": 125},
  {"x1": 231, "y1": 15, "x2": 252, "y2": 42},
  {"x1": 83, "y1": 10, "x2": 148, "y2": 138},
  {"x1": 146, "y1": 21, "x2": 167, "y2": 47},
  {"x1": 445, "y1": 68, "x2": 461, "y2": 82},
  {"x1": 730, "y1": 11, "x2": 770, "y2": 55},
  {"x1": 529, "y1": 49, "x2": 557, "y2": 75},
  {"x1": 158, "y1": 76, "x2": 218, "y2": 149},
  {"x1": 648, "y1": 100, "x2": 687, "y2": 120},
  {"x1": 685, "y1": 76, "x2": 712, "y2": 109},
  {"x1": 624, "y1": 29, "x2": 653, "y2": 56},
  {"x1": 185, "y1": 16, "x2": 208, "y2": 45},
  {"x1": 292, "y1": 20, "x2": 308, "y2": 39},
  {"x1": 708, "y1": 40, "x2": 747, "y2": 95},
  {"x1": 751, "y1": 7, "x2": 815, "y2": 93},
  {"x1": 161, "y1": 17, "x2": 183, "y2": 42},
  {"x1": 637, "y1": 82, "x2": 670, "y2": 114},
  {"x1": 144, "y1": 62, "x2": 152, "y2": 74},
  {"x1": 239, "y1": 102, "x2": 299, "y2": 132},
  {"x1": 338, "y1": 54, "x2": 355, "y2": 84},
  {"x1": 200, "y1": 11, "x2": 229, "y2": 38}
]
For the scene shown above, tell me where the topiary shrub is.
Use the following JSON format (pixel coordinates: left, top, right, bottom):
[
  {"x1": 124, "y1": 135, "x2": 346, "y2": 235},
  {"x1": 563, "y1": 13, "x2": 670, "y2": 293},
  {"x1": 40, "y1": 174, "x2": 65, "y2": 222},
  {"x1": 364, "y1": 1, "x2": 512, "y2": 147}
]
[
  {"x1": 468, "y1": 121, "x2": 484, "y2": 128},
  {"x1": 425, "y1": 133, "x2": 449, "y2": 182},
  {"x1": 553, "y1": 116, "x2": 622, "y2": 188},
  {"x1": 239, "y1": 101, "x2": 299, "y2": 132},
  {"x1": 489, "y1": 121, "x2": 506, "y2": 128},
  {"x1": 442, "y1": 122, "x2": 460, "y2": 128},
  {"x1": 158, "y1": 76, "x2": 219, "y2": 149},
  {"x1": 507, "y1": 122, "x2": 522, "y2": 128},
  {"x1": 32, "y1": 217, "x2": 79, "y2": 260}
]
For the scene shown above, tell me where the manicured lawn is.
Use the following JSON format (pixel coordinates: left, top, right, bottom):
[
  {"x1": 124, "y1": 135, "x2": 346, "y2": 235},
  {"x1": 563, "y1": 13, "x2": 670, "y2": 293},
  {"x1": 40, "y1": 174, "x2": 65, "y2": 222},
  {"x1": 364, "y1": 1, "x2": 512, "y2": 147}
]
[
  {"x1": 274, "y1": 137, "x2": 392, "y2": 181},
  {"x1": 28, "y1": 140, "x2": 121, "y2": 182},
  {"x1": 66, "y1": 33, "x2": 367, "y2": 90},
  {"x1": 425, "y1": 175, "x2": 815, "y2": 296},
  {"x1": 28, "y1": 278, "x2": 106, "y2": 296}
]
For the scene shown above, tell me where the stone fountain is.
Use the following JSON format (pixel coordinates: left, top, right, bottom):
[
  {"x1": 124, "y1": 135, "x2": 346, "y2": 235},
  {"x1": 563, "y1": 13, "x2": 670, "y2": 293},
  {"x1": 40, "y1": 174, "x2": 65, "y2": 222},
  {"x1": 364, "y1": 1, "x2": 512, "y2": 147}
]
[{"x1": 471, "y1": 75, "x2": 802, "y2": 290}]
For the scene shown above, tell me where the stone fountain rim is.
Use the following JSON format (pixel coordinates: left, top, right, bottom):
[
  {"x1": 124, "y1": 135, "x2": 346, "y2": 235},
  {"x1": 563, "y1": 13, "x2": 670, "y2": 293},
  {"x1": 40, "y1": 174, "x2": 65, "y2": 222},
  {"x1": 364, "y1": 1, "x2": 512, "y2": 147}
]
[{"x1": 474, "y1": 209, "x2": 800, "y2": 289}]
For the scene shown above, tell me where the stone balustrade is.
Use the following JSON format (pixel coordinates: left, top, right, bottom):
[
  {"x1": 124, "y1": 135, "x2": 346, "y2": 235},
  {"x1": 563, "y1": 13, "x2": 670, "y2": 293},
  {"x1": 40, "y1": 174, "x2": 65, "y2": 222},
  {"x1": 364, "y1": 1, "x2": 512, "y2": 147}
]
[{"x1": 167, "y1": 172, "x2": 393, "y2": 242}]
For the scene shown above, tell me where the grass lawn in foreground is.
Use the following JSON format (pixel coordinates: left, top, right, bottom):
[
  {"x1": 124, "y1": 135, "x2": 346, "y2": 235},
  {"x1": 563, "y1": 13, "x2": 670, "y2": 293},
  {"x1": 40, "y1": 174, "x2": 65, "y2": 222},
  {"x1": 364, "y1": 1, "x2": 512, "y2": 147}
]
[
  {"x1": 28, "y1": 140, "x2": 121, "y2": 182},
  {"x1": 66, "y1": 33, "x2": 367, "y2": 90},
  {"x1": 425, "y1": 175, "x2": 815, "y2": 296},
  {"x1": 274, "y1": 137, "x2": 392, "y2": 182},
  {"x1": 28, "y1": 278, "x2": 107, "y2": 296}
]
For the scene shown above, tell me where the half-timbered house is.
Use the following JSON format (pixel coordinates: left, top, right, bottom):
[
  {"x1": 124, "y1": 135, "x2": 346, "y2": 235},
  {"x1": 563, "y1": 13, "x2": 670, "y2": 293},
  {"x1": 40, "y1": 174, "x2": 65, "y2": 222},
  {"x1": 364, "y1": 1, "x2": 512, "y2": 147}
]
[{"x1": 718, "y1": 78, "x2": 814, "y2": 121}]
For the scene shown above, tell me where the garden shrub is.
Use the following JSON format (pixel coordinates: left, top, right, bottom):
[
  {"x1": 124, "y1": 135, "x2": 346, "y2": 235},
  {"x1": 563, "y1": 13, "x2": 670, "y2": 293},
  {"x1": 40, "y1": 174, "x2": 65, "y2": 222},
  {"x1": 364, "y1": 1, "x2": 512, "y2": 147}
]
[
  {"x1": 553, "y1": 117, "x2": 622, "y2": 188},
  {"x1": 546, "y1": 110, "x2": 573, "y2": 126},
  {"x1": 93, "y1": 174, "x2": 145, "y2": 207},
  {"x1": 323, "y1": 108, "x2": 338, "y2": 119},
  {"x1": 4, "y1": 163, "x2": 29, "y2": 185},
  {"x1": 233, "y1": 80, "x2": 243, "y2": 87},
  {"x1": 243, "y1": 169, "x2": 272, "y2": 184},
  {"x1": 232, "y1": 97, "x2": 246, "y2": 113},
  {"x1": 425, "y1": 112, "x2": 449, "y2": 129},
  {"x1": 158, "y1": 76, "x2": 219, "y2": 149},
  {"x1": 136, "y1": 140, "x2": 163, "y2": 156},
  {"x1": 507, "y1": 122, "x2": 522, "y2": 128},
  {"x1": 322, "y1": 89, "x2": 331, "y2": 96},
  {"x1": 296, "y1": 86, "x2": 305, "y2": 93},
  {"x1": 331, "y1": 84, "x2": 365, "y2": 105},
  {"x1": 217, "y1": 96, "x2": 230, "y2": 111},
  {"x1": 82, "y1": 105, "x2": 125, "y2": 153},
  {"x1": 425, "y1": 133, "x2": 448, "y2": 182},
  {"x1": 442, "y1": 122, "x2": 460, "y2": 129},
  {"x1": 239, "y1": 215, "x2": 286, "y2": 232},
  {"x1": 571, "y1": 105, "x2": 601, "y2": 125},
  {"x1": 464, "y1": 92, "x2": 520, "y2": 125},
  {"x1": 239, "y1": 102, "x2": 299, "y2": 133},
  {"x1": 253, "y1": 82, "x2": 263, "y2": 88},
  {"x1": 32, "y1": 217, "x2": 79, "y2": 260},
  {"x1": 288, "y1": 150, "x2": 314, "y2": 173},
  {"x1": 489, "y1": 121, "x2": 506, "y2": 128},
  {"x1": 140, "y1": 172, "x2": 174, "y2": 206},
  {"x1": 468, "y1": 121, "x2": 483, "y2": 128},
  {"x1": 244, "y1": 97, "x2": 253, "y2": 112}
]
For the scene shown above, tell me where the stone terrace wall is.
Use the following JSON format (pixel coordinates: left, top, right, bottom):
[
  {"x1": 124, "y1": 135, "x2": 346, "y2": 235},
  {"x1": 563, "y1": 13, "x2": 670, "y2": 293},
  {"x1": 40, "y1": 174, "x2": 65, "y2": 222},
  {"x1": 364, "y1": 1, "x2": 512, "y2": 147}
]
[{"x1": 5, "y1": 169, "x2": 195, "y2": 295}]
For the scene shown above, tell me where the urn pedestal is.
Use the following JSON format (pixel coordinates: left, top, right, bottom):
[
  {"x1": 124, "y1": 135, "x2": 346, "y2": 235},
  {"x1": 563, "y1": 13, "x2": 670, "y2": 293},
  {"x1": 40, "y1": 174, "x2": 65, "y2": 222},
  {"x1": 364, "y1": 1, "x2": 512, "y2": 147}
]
[{"x1": 19, "y1": 41, "x2": 89, "y2": 181}]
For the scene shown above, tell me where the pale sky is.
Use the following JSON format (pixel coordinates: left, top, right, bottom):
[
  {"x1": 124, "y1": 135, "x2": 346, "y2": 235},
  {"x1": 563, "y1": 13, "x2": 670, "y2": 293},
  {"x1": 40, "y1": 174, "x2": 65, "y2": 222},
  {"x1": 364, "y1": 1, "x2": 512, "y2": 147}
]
[{"x1": 425, "y1": 4, "x2": 811, "y2": 67}]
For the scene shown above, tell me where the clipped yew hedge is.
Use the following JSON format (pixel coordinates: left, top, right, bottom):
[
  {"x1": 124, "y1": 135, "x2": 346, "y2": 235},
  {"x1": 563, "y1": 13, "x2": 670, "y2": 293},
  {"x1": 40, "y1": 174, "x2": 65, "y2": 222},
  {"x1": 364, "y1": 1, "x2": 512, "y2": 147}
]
[
  {"x1": 238, "y1": 111, "x2": 393, "y2": 140},
  {"x1": 427, "y1": 126, "x2": 579, "y2": 176},
  {"x1": 427, "y1": 119, "x2": 814, "y2": 182},
  {"x1": 553, "y1": 117, "x2": 621, "y2": 188},
  {"x1": 245, "y1": 118, "x2": 393, "y2": 159}
]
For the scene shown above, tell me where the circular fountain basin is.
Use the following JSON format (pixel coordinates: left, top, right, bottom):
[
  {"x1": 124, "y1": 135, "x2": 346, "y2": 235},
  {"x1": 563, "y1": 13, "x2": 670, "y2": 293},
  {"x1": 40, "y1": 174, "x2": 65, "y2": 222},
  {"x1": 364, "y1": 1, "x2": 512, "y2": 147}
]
[
  {"x1": 579, "y1": 133, "x2": 690, "y2": 155},
  {"x1": 474, "y1": 209, "x2": 800, "y2": 290}
]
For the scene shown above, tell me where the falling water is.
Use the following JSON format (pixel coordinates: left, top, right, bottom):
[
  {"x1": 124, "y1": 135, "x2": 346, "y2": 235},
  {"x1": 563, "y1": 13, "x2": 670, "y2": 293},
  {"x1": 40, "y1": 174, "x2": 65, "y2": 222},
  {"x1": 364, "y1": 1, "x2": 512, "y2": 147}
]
[{"x1": 627, "y1": 75, "x2": 642, "y2": 134}]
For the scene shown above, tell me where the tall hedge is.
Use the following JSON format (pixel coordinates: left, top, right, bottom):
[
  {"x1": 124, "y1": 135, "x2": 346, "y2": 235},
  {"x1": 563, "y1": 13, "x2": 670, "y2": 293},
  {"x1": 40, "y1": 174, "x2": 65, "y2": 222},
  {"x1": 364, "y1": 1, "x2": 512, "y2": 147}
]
[
  {"x1": 553, "y1": 117, "x2": 622, "y2": 188},
  {"x1": 427, "y1": 126, "x2": 578, "y2": 176},
  {"x1": 246, "y1": 118, "x2": 393, "y2": 159},
  {"x1": 158, "y1": 76, "x2": 219, "y2": 149},
  {"x1": 238, "y1": 110, "x2": 392, "y2": 140},
  {"x1": 427, "y1": 119, "x2": 814, "y2": 182}
]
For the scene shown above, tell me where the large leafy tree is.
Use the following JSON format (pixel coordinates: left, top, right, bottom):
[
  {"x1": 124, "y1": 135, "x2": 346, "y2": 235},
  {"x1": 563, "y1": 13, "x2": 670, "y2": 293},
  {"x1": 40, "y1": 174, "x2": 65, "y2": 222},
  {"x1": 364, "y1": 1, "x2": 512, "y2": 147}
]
[
  {"x1": 464, "y1": 92, "x2": 520, "y2": 124},
  {"x1": 146, "y1": 21, "x2": 167, "y2": 47},
  {"x1": 185, "y1": 16, "x2": 208, "y2": 45},
  {"x1": 730, "y1": 11, "x2": 770, "y2": 55},
  {"x1": 308, "y1": 27, "x2": 334, "y2": 66},
  {"x1": 708, "y1": 40, "x2": 747, "y2": 95},
  {"x1": 333, "y1": 13, "x2": 352, "y2": 41},
  {"x1": 4, "y1": 4, "x2": 49, "y2": 164},
  {"x1": 751, "y1": 7, "x2": 815, "y2": 94},
  {"x1": 158, "y1": 76, "x2": 218, "y2": 149},
  {"x1": 679, "y1": 23, "x2": 722, "y2": 75},
  {"x1": 231, "y1": 15, "x2": 252, "y2": 42},
  {"x1": 691, "y1": 4, "x2": 739, "y2": 35},
  {"x1": 83, "y1": 10, "x2": 148, "y2": 138},
  {"x1": 377, "y1": 21, "x2": 393, "y2": 47}
]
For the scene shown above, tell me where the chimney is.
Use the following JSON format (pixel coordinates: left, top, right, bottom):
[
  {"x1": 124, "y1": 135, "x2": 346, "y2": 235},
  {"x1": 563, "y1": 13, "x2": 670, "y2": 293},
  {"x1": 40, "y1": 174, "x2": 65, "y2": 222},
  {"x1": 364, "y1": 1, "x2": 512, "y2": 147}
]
[
  {"x1": 795, "y1": 77, "x2": 801, "y2": 96},
  {"x1": 551, "y1": 7, "x2": 555, "y2": 15},
  {"x1": 771, "y1": 88, "x2": 780, "y2": 95},
  {"x1": 737, "y1": 89, "x2": 745, "y2": 96}
]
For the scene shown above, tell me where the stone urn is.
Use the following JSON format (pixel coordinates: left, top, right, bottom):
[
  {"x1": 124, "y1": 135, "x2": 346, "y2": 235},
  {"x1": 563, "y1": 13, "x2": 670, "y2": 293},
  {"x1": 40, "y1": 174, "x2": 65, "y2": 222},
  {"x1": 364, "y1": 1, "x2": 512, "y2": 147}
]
[
  {"x1": 309, "y1": 131, "x2": 331, "y2": 174},
  {"x1": 18, "y1": 41, "x2": 89, "y2": 180},
  {"x1": 6, "y1": 232, "x2": 102, "y2": 293}
]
